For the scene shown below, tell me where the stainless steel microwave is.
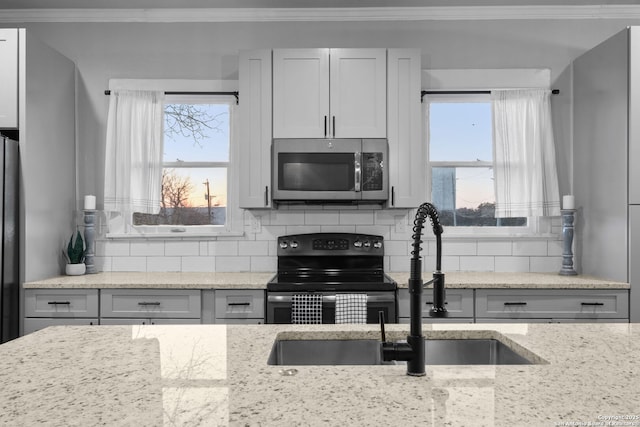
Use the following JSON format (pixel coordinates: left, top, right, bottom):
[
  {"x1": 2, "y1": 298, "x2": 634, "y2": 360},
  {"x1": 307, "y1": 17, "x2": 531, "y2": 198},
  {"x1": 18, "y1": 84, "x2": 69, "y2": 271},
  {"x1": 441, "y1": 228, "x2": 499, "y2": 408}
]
[{"x1": 272, "y1": 138, "x2": 388, "y2": 202}]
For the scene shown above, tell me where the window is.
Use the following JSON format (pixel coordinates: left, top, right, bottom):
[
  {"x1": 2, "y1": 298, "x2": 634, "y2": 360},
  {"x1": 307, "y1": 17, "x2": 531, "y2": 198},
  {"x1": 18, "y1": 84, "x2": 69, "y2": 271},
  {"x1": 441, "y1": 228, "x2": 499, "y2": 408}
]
[
  {"x1": 133, "y1": 94, "x2": 233, "y2": 233},
  {"x1": 427, "y1": 94, "x2": 527, "y2": 229}
]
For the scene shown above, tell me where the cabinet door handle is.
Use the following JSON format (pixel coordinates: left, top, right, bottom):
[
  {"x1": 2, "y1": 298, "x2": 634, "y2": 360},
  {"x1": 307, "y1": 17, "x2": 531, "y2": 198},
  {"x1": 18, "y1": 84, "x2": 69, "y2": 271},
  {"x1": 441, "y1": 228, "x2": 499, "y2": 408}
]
[
  {"x1": 265, "y1": 186, "x2": 269, "y2": 207},
  {"x1": 391, "y1": 186, "x2": 395, "y2": 206},
  {"x1": 504, "y1": 302, "x2": 527, "y2": 306},
  {"x1": 138, "y1": 302, "x2": 161, "y2": 306},
  {"x1": 324, "y1": 115, "x2": 327, "y2": 137},
  {"x1": 332, "y1": 116, "x2": 336, "y2": 138},
  {"x1": 47, "y1": 301, "x2": 71, "y2": 305},
  {"x1": 228, "y1": 302, "x2": 251, "y2": 306},
  {"x1": 581, "y1": 302, "x2": 604, "y2": 306}
]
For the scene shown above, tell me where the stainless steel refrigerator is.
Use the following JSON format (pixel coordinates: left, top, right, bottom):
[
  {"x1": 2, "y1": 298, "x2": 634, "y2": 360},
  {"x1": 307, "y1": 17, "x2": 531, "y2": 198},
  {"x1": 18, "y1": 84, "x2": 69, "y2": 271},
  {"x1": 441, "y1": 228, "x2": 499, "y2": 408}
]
[{"x1": 1, "y1": 133, "x2": 19, "y2": 343}]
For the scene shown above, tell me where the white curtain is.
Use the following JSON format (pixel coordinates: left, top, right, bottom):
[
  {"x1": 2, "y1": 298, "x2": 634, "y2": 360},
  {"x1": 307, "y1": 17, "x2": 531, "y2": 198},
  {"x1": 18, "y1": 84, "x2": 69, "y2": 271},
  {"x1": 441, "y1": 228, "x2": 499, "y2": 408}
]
[
  {"x1": 104, "y1": 90, "x2": 165, "y2": 215},
  {"x1": 492, "y1": 89, "x2": 561, "y2": 218}
]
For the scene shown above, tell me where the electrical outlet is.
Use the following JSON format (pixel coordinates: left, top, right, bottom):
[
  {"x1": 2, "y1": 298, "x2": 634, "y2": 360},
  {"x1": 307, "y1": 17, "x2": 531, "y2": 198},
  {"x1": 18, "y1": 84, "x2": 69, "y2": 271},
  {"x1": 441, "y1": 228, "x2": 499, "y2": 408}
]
[
  {"x1": 395, "y1": 216, "x2": 406, "y2": 234},
  {"x1": 251, "y1": 216, "x2": 262, "y2": 233}
]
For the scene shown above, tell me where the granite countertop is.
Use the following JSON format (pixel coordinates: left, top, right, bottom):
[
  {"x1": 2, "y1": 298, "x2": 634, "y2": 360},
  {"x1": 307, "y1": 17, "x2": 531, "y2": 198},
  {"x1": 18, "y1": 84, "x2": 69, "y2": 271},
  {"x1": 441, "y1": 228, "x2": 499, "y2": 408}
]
[
  {"x1": 1, "y1": 323, "x2": 638, "y2": 426},
  {"x1": 23, "y1": 271, "x2": 630, "y2": 289}
]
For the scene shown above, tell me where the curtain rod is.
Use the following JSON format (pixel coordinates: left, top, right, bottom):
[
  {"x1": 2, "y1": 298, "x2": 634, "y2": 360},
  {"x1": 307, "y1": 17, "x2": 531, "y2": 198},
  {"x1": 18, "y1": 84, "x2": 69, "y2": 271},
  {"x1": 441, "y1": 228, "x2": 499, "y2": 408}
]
[
  {"x1": 421, "y1": 89, "x2": 559, "y2": 101},
  {"x1": 104, "y1": 90, "x2": 239, "y2": 104}
]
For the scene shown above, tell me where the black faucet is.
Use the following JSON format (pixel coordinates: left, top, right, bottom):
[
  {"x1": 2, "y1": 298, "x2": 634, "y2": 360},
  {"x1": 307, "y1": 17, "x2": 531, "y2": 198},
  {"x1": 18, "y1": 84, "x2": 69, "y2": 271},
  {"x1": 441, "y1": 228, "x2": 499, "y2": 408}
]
[{"x1": 381, "y1": 202, "x2": 447, "y2": 376}]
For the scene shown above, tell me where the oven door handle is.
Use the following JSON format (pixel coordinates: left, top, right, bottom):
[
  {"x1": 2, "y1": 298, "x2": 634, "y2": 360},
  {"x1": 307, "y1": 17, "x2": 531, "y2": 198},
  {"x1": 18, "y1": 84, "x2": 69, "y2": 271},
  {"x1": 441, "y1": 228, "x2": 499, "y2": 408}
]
[
  {"x1": 354, "y1": 152, "x2": 361, "y2": 192},
  {"x1": 267, "y1": 294, "x2": 395, "y2": 303}
]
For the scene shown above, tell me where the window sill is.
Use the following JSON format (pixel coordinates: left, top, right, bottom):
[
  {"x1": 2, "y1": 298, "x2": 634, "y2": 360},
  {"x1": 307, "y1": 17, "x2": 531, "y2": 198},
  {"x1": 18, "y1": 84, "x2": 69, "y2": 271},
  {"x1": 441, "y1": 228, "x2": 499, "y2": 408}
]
[
  {"x1": 104, "y1": 231, "x2": 245, "y2": 240},
  {"x1": 423, "y1": 233, "x2": 560, "y2": 241}
]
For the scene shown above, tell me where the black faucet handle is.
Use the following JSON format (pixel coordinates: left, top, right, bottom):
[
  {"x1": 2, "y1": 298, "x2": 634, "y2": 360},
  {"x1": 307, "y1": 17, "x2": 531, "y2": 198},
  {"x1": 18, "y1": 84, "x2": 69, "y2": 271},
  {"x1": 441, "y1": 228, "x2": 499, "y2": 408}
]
[{"x1": 378, "y1": 310, "x2": 386, "y2": 342}]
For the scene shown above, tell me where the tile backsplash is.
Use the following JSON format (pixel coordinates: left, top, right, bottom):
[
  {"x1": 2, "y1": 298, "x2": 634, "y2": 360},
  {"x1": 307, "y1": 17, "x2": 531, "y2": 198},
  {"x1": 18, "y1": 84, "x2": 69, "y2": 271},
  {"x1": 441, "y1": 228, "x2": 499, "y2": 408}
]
[{"x1": 95, "y1": 208, "x2": 563, "y2": 274}]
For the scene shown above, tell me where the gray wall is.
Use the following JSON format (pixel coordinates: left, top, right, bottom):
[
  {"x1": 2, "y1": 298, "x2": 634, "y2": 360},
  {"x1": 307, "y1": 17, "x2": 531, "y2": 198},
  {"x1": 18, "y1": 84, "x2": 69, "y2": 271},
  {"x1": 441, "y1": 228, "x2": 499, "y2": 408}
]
[{"x1": 20, "y1": 30, "x2": 76, "y2": 282}]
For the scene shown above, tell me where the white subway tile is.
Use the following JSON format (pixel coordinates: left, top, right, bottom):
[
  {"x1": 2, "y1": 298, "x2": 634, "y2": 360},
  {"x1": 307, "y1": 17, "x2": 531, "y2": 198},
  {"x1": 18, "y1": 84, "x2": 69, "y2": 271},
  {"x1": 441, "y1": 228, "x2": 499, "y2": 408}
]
[
  {"x1": 130, "y1": 241, "x2": 165, "y2": 256},
  {"x1": 320, "y1": 225, "x2": 356, "y2": 233},
  {"x1": 269, "y1": 211, "x2": 305, "y2": 226},
  {"x1": 547, "y1": 240, "x2": 564, "y2": 257},
  {"x1": 199, "y1": 242, "x2": 209, "y2": 256},
  {"x1": 94, "y1": 256, "x2": 111, "y2": 272},
  {"x1": 182, "y1": 256, "x2": 216, "y2": 272},
  {"x1": 513, "y1": 241, "x2": 548, "y2": 256},
  {"x1": 495, "y1": 256, "x2": 530, "y2": 273},
  {"x1": 111, "y1": 256, "x2": 146, "y2": 272},
  {"x1": 147, "y1": 257, "x2": 181, "y2": 272},
  {"x1": 440, "y1": 255, "x2": 460, "y2": 271},
  {"x1": 101, "y1": 241, "x2": 130, "y2": 257},
  {"x1": 375, "y1": 210, "x2": 406, "y2": 225},
  {"x1": 208, "y1": 241, "x2": 238, "y2": 256},
  {"x1": 255, "y1": 225, "x2": 287, "y2": 241},
  {"x1": 384, "y1": 241, "x2": 408, "y2": 256},
  {"x1": 460, "y1": 256, "x2": 495, "y2": 272},
  {"x1": 251, "y1": 256, "x2": 277, "y2": 272},
  {"x1": 215, "y1": 256, "x2": 250, "y2": 272},
  {"x1": 339, "y1": 211, "x2": 374, "y2": 225},
  {"x1": 442, "y1": 241, "x2": 477, "y2": 256},
  {"x1": 477, "y1": 241, "x2": 512, "y2": 256},
  {"x1": 286, "y1": 225, "x2": 321, "y2": 235},
  {"x1": 305, "y1": 210, "x2": 339, "y2": 225},
  {"x1": 239, "y1": 241, "x2": 269, "y2": 256},
  {"x1": 530, "y1": 256, "x2": 562, "y2": 273},
  {"x1": 165, "y1": 241, "x2": 200, "y2": 256}
]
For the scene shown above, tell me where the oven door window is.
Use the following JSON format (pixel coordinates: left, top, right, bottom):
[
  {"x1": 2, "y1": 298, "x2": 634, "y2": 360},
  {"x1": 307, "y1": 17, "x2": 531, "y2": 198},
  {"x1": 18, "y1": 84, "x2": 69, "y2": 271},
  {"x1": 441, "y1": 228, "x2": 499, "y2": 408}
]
[{"x1": 278, "y1": 153, "x2": 355, "y2": 191}]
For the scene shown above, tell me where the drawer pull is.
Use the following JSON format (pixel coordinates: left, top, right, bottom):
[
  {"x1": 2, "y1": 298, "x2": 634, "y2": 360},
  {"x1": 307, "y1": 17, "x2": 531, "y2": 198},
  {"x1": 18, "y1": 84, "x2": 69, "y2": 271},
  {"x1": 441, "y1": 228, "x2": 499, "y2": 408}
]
[
  {"x1": 425, "y1": 301, "x2": 448, "y2": 305},
  {"x1": 138, "y1": 302, "x2": 161, "y2": 306},
  {"x1": 504, "y1": 302, "x2": 527, "y2": 306},
  {"x1": 228, "y1": 302, "x2": 251, "y2": 306},
  {"x1": 581, "y1": 302, "x2": 604, "y2": 306},
  {"x1": 47, "y1": 301, "x2": 71, "y2": 305}
]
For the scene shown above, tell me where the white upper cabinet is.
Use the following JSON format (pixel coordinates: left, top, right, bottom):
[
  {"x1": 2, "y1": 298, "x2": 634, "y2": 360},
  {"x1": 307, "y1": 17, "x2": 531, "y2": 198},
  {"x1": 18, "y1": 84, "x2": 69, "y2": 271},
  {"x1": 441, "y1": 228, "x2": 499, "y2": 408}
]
[
  {"x1": 0, "y1": 29, "x2": 19, "y2": 129},
  {"x1": 387, "y1": 48, "x2": 425, "y2": 208},
  {"x1": 239, "y1": 50, "x2": 273, "y2": 208},
  {"x1": 273, "y1": 48, "x2": 387, "y2": 139}
]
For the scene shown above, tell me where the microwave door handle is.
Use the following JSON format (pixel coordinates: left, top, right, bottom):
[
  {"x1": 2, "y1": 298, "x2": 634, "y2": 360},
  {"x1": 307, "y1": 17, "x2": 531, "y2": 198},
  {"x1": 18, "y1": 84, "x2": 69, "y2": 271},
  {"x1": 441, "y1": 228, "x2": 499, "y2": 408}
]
[{"x1": 354, "y1": 152, "x2": 361, "y2": 192}]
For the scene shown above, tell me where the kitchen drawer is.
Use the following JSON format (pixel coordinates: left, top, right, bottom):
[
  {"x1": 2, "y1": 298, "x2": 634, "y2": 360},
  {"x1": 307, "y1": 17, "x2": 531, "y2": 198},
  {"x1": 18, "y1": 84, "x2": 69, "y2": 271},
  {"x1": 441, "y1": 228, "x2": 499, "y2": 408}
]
[
  {"x1": 214, "y1": 289, "x2": 265, "y2": 320},
  {"x1": 100, "y1": 318, "x2": 201, "y2": 325},
  {"x1": 100, "y1": 289, "x2": 201, "y2": 319},
  {"x1": 23, "y1": 317, "x2": 99, "y2": 334},
  {"x1": 24, "y1": 289, "x2": 99, "y2": 318},
  {"x1": 397, "y1": 288, "x2": 474, "y2": 319},
  {"x1": 475, "y1": 289, "x2": 629, "y2": 320}
]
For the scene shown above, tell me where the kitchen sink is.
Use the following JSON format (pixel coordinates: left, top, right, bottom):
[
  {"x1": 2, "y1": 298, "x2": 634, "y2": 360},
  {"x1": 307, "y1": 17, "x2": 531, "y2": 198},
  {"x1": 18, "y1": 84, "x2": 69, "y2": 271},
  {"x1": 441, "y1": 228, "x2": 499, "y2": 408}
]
[{"x1": 267, "y1": 338, "x2": 536, "y2": 366}]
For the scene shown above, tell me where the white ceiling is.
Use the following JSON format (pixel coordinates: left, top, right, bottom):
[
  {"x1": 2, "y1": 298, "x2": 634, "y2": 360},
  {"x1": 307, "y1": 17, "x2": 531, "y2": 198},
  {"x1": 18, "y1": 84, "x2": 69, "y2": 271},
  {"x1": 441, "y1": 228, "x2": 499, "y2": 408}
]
[{"x1": 1, "y1": 0, "x2": 639, "y2": 8}]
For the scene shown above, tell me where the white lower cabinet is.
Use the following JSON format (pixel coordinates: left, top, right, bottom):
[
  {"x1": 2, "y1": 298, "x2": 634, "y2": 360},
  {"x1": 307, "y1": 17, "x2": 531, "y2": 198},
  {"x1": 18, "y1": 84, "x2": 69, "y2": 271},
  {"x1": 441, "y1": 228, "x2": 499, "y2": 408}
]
[
  {"x1": 100, "y1": 289, "x2": 201, "y2": 323},
  {"x1": 213, "y1": 289, "x2": 265, "y2": 324},
  {"x1": 24, "y1": 289, "x2": 100, "y2": 334},
  {"x1": 475, "y1": 289, "x2": 629, "y2": 322},
  {"x1": 397, "y1": 288, "x2": 474, "y2": 323},
  {"x1": 100, "y1": 318, "x2": 201, "y2": 325}
]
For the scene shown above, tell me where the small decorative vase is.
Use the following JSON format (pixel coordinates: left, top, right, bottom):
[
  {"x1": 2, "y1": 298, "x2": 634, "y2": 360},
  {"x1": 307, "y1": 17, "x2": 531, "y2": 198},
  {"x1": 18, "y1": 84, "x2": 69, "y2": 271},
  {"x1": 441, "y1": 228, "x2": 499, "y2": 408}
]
[{"x1": 65, "y1": 263, "x2": 86, "y2": 276}]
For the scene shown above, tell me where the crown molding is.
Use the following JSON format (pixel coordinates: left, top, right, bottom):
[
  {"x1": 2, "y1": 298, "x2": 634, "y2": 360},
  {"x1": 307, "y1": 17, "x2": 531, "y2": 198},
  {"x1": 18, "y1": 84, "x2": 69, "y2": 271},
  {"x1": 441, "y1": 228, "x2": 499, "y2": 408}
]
[{"x1": 1, "y1": 5, "x2": 640, "y2": 23}]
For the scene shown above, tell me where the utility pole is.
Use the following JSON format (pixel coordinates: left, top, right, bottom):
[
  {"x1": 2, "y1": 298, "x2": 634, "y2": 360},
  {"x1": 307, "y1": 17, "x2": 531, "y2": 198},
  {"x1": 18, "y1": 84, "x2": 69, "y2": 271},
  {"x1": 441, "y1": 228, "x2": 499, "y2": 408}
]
[{"x1": 204, "y1": 179, "x2": 212, "y2": 222}]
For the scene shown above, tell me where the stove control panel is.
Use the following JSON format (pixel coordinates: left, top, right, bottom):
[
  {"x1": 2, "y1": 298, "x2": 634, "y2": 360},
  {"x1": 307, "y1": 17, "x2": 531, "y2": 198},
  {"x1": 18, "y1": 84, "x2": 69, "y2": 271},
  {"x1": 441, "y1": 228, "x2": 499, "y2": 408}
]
[
  {"x1": 277, "y1": 233, "x2": 384, "y2": 255},
  {"x1": 312, "y1": 238, "x2": 349, "y2": 250}
]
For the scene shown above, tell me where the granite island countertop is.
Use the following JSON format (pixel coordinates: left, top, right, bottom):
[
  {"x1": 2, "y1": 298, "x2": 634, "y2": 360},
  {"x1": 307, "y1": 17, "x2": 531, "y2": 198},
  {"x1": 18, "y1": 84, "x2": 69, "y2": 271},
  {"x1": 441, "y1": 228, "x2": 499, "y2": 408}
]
[
  {"x1": 0, "y1": 323, "x2": 639, "y2": 426},
  {"x1": 23, "y1": 271, "x2": 630, "y2": 289}
]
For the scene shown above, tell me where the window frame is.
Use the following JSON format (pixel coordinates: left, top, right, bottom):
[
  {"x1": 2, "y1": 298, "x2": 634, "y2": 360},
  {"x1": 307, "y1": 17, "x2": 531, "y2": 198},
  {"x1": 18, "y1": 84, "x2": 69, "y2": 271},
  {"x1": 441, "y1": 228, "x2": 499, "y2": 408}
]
[
  {"x1": 107, "y1": 91, "x2": 243, "y2": 239},
  {"x1": 425, "y1": 93, "x2": 541, "y2": 237}
]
